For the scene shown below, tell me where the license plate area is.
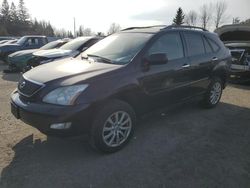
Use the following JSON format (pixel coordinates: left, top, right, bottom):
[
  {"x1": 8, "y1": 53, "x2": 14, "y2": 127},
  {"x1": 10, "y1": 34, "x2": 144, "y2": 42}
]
[{"x1": 11, "y1": 102, "x2": 20, "y2": 119}]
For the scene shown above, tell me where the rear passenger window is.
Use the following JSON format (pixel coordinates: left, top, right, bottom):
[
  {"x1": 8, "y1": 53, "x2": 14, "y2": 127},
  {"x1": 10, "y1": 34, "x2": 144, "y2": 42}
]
[
  {"x1": 27, "y1": 38, "x2": 39, "y2": 46},
  {"x1": 39, "y1": 38, "x2": 47, "y2": 45},
  {"x1": 207, "y1": 38, "x2": 220, "y2": 52},
  {"x1": 148, "y1": 33, "x2": 184, "y2": 61},
  {"x1": 203, "y1": 37, "x2": 213, "y2": 53},
  {"x1": 184, "y1": 33, "x2": 205, "y2": 56}
]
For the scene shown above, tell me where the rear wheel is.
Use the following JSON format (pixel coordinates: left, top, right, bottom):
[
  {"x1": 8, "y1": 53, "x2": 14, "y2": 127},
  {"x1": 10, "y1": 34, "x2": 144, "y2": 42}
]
[
  {"x1": 202, "y1": 77, "x2": 223, "y2": 108},
  {"x1": 90, "y1": 100, "x2": 136, "y2": 153}
]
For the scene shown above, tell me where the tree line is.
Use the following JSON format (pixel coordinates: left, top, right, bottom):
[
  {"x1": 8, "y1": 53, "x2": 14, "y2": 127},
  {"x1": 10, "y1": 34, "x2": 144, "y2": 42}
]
[
  {"x1": 0, "y1": 0, "x2": 121, "y2": 37},
  {"x1": 1, "y1": 0, "x2": 249, "y2": 38},
  {"x1": 173, "y1": 1, "x2": 250, "y2": 30},
  {"x1": 0, "y1": 0, "x2": 58, "y2": 36}
]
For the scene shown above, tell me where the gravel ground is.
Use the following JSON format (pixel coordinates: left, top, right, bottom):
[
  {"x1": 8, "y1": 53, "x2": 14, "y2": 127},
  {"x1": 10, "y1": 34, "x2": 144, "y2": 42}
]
[{"x1": 0, "y1": 62, "x2": 250, "y2": 188}]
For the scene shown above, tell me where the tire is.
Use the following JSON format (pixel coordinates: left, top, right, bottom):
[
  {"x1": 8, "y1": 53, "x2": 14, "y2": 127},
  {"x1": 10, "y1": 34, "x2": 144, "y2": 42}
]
[
  {"x1": 90, "y1": 99, "x2": 136, "y2": 153},
  {"x1": 201, "y1": 77, "x2": 223, "y2": 108}
]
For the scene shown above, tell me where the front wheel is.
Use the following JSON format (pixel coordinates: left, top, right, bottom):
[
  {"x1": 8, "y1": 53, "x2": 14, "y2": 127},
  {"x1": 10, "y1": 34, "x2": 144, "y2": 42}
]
[
  {"x1": 90, "y1": 100, "x2": 136, "y2": 153},
  {"x1": 201, "y1": 77, "x2": 223, "y2": 108}
]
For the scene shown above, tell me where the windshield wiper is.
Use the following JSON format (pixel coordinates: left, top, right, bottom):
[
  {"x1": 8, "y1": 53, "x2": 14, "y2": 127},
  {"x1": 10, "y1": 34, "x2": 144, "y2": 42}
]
[{"x1": 87, "y1": 54, "x2": 113, "y2": 64}]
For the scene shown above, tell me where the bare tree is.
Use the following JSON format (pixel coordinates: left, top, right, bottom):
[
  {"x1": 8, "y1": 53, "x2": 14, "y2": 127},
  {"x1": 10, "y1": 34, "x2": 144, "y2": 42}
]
[
  {"x1": 107, "y1": 23, "x2": 121, "y2": 35},
  {"x1": 199, "y1": 3, "x2": 212, "y2": 30},
  {"x1": 185, "y1": 10, "x2": 198, "y2": 26},
  {"x1": 82, "y1": 27, "x2": 93, "y2": 36},
  {"x1": 214, "y1": 1, "x2": 228, "y2": 29}
]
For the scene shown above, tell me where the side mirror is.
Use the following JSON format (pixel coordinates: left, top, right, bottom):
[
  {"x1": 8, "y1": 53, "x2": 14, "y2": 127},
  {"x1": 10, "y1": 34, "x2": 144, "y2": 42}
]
[{"x1": 147, "y1": 53, "x2": 168, "y2": 65}]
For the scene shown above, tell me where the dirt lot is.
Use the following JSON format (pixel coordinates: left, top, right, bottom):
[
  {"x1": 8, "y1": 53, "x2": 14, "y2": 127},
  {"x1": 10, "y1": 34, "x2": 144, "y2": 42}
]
[{"x1": 0, "y1": 61, "x2": 250, "y2": 188}]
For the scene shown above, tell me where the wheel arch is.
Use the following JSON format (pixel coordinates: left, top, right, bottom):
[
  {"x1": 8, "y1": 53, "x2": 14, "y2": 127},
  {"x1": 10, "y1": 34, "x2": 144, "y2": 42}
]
[{"x1": 211, "y1": 66, "x2": 229, "y2": 89}]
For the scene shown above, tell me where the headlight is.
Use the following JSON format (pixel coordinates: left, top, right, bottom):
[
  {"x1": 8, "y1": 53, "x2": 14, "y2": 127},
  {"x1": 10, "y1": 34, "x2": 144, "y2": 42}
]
[{"x1": 43, "y1": 84, "x2": 88, "y2": 105}]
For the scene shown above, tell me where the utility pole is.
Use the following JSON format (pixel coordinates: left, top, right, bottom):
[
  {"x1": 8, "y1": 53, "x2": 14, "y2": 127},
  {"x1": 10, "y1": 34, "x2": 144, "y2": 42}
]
[{"x1": 74, "y1": 17, "x2": 76, "y2": 38}]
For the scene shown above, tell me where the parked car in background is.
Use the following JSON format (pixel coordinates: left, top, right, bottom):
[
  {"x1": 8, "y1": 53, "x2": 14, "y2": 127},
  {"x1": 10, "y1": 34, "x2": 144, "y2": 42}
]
[
  {"x1": 0, "y1": 37, "x2": 15, "y2": 42},
  {"x1": 11, "y1": 25, "x2": 231, "y2": 153},
  {"x1": 215, "y1": 24, "x2": 250, "y2": 82},
  {"x1": 26, "y1": 36, "x2": 103, "y2": 70},
  {"x1": 4, "y1": 39, "x2": 18, "y2": 44},
  {"x1": 226, "y1": 42, "x2": 250, "y2": 82},
  {"x1": 0, "y1": 35, "x2": 48, "y2": 62},
  {"x1": 0, "y1": 40, "x2": 10, "y2": 45},
  {"x1": 6, "y1": 39, "x2": 69, "y2": 73}
]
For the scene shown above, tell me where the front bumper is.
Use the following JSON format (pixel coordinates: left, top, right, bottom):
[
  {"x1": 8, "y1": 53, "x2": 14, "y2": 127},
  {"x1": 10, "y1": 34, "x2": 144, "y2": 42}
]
[
  {"x1": 8, "y1": 56, "x2": 28, "y2": 71},
  {"x1": 11, "y1": 92, "x2": 93, "y2": 136}
]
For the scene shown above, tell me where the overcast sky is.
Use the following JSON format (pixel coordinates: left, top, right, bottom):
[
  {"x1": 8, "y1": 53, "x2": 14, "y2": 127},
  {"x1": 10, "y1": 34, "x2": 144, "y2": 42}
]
[{"x1": 8, "y1": 0, "x2": 250, "y2": 33}]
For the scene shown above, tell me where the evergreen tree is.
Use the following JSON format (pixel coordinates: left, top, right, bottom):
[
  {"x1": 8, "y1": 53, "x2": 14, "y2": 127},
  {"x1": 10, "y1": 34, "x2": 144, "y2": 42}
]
[
  {"x1": 78, "y1": 26, "x2": 83, "y2": 36},
  {"x1": 32, "y1": 18, "x2": 39, "y2": 33},
  {"x1": 0, "y1": 0, "x2": 10, "y2": 23},
  {"x1": 17, "y1": 0, "x2": 29, "y2": 23},
  {"x1": 45, "y1": 22, "x2": 54, "y2": 36},
  {"x1": 9, "y1": 2, "x2": 18, "y2": 23},
  {"x1": 173, "y1": 7, "x2": 185, "y2": 25},
  {"x1": 68, "y1": 31, "x2": 73, "y2": 38}
]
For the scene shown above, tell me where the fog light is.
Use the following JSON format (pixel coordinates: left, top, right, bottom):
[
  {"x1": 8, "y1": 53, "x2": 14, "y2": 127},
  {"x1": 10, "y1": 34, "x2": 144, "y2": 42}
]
[{"x1": 50, "y1": 122, "x2": 72, "y2": 130}]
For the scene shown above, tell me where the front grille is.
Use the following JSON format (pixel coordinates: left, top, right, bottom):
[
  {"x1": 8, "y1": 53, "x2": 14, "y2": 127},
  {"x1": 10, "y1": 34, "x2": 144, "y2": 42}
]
[{"x1": 18, "y1": 76, "x2": 44, "y2": 97}]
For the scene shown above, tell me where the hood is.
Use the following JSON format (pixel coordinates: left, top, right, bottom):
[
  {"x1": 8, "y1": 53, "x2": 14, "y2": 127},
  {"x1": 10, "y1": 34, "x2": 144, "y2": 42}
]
[
  {"x1": 24, "y1": 58, "x2": 123, "y2": 84},
  {"x1": 9, "y1": 49, "x2": 38, "y2": 58},
  {"x1": 0, "y1": 43, "x2": 20, "y2": 51},
  {"x1": 215, "y1": 24, "x2": 250, "y2": 43},
  {"x1": 225, "y1": 42, "x2": 250, "y2": 49},
  {"x1": 33, "y1": 48, "x2": 74, "y2": 58}
]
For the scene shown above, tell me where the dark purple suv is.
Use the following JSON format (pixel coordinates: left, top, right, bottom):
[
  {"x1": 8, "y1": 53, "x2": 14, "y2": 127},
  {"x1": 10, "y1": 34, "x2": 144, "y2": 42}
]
[{"x1": 11, "y1": 25, "x2": 231, "y2": 153}]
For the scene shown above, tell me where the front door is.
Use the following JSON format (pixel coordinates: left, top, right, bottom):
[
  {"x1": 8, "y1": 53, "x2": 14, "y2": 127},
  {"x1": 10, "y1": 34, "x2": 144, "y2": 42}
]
[{"x1": 138, "y1": 32, "x2": 194, "y2": 109}]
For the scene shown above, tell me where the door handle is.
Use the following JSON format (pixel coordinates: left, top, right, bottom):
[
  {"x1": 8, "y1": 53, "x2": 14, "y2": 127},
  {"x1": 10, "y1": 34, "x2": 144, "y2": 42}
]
[
  {"x1": 212, "y1": 57, "x2": 218, "y2": 61},
  {"x1": 182, "y1": 64, "x2": 191, "y2": 68}
]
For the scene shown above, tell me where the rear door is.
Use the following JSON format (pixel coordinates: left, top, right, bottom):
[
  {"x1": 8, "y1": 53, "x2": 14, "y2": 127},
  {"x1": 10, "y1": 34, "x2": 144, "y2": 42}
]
[
  {"x1": 38, "y1": 38, "x2": 47, "y2": 47},
  {"x1": 182, "y1": 32, "x2": 214, "y2": 95}
]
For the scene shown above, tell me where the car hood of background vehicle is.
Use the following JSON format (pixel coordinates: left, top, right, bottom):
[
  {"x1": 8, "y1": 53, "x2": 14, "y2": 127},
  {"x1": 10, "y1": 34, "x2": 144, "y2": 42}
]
[
  {"x1": 33, "y1": 49, "x2": 73, "y2": 58},
  {"x1": 9, "y1": 49, "x2": 37, "y2": 58},
  {"x1": 225, "y1": 42, "x2": 250, "y2": 48},
  {"x1": 24, "y1": 58, "x2": 123, "y2": 84}
]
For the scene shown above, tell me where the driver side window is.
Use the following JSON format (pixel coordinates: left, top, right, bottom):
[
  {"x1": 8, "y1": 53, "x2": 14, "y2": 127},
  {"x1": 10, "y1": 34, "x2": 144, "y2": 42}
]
[{"x1": 148, "y1": 33, "x2": 184, "y2": 61}]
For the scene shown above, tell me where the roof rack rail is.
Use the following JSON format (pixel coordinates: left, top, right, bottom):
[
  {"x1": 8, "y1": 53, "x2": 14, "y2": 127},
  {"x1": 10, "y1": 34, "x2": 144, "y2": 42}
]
[
  {"x1": 163, "y1": 25, "x2": 208, "y2": 31},
  {"x1": 122, "y1": 25, "x2": 167, "y2": 31}
]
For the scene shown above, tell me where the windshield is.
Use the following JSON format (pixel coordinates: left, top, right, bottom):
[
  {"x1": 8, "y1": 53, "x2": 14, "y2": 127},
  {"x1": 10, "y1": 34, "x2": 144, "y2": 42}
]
[
  {"x1": 16, "y1": 37, "x2": 27, "y2": 45},
  {"x1": 60, "y1": 37, "x2": 91, "y2": 51},
  {"x1": 82, "y1": 33, "x2": 152, "y2": 65},
  {"x1": 40, "y1": 41, "x2": 62, "y2": 50}
]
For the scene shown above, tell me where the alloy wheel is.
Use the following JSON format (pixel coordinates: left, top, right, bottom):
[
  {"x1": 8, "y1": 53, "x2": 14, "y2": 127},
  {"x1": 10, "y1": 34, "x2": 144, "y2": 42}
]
[
  {"x1": 102, "y1": 111, "x2": 132, "y2": 147},
  {"x1": 210, "y1": 82, "x2": 222, "y2": 105}
]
